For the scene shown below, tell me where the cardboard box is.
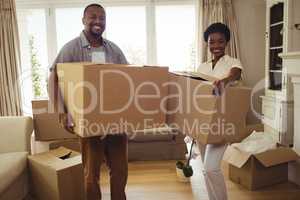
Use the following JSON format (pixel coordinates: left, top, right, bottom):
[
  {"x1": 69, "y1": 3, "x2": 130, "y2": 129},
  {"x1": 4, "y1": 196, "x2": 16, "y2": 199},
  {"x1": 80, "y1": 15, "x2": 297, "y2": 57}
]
[
  {"x1": 224, "y1": 146, "x2": 299, "y2": 190},
  {"x1": 57, "y1": 63, "x2": 169, "y2": 137},
  {"x1": 244, "y1": 123, "x2": 264, "y2": 135},
  {"x1": 166, "y1": 72, "x2": 251, "y2": 144},
  {"x1": 32, "y1": 100, "x2": 78, "y2": 141},
  {"x1": 28, "y1": 147, "x2": 84, "y2": 200},
  {"x1": 288, "y1": 159, "x2": 300, "y2": 186},
  {"x1": 49, "y1": 138, "x2": 81, "y2": 153}
]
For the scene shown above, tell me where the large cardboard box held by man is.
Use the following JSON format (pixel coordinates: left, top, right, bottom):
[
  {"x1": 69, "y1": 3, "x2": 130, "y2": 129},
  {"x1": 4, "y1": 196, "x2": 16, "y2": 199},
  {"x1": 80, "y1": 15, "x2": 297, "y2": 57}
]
[
  {"x1": 28, "y1": 147, "x2": 84, "y2": 200},
  {"x1": 57, "y1": 63, "x2": 169, "y2": 137},
  {"x1": 224, "y1": 146, "x2": 299, "y2": 190},
  {"x1": 32, "y1": 100, "x2": 77, "y2": 141},
  {"x1": 166, "y1": 72, "x2": 251, "y2": 144}
]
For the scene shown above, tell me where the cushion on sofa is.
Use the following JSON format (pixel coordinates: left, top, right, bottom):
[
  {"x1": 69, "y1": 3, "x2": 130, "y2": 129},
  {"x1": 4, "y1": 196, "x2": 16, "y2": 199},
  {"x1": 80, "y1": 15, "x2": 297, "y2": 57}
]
[{"x1": 0, "y1": 152, "x2": 28, "y2": 193}]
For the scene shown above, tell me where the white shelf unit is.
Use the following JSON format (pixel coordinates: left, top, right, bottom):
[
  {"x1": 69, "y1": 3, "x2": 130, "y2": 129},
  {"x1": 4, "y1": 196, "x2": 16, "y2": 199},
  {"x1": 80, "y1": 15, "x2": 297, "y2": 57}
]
[{"x1": 262, "y1": 0, "x2": 300, "y2": 146}]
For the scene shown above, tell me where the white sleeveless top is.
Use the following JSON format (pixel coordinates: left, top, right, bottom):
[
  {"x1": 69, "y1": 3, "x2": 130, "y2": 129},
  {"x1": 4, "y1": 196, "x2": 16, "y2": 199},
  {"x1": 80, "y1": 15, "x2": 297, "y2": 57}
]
[{"x1": 197, "y1": 55, "x2": 243, "y2": 80}]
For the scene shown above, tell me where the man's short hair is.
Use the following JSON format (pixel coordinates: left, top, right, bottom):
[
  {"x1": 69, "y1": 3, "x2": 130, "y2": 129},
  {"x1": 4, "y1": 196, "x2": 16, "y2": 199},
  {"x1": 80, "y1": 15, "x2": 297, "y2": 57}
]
[
  {"x1": 83, "y1": 3, "x2": 105, "y2": 16},
  {"x1": 203, "y1": 22, "x2": 231, "y2": 42}
]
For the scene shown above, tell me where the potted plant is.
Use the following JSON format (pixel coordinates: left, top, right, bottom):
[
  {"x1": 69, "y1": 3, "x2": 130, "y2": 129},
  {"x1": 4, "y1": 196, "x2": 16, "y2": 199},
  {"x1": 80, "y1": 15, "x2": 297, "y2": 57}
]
[{"x1": 176, "y1": 139, "x2": 195, "y2": 182}]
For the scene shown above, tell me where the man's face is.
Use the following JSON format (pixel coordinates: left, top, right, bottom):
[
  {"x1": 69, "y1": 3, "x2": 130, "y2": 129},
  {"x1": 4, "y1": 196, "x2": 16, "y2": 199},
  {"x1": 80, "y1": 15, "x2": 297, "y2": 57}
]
[
  {"x1": 82, "y1": 6, "x2": 106, "y2": 37},
  {"x1": 208, "y1": 32, "x2": 227, "y2": 59}
]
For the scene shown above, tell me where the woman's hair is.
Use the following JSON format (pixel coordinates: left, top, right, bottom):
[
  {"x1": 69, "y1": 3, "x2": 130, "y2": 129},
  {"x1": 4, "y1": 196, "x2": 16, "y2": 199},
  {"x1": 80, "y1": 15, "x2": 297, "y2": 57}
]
[{"x1": 203, "y1": 23, "x2": 231, "y2": 42}]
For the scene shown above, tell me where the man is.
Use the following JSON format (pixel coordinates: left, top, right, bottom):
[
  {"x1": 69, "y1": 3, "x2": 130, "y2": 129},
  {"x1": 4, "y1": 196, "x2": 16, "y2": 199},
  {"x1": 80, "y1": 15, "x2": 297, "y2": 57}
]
[{"x1": 48, "y1": 4, "x2": 128, "y2": 200}]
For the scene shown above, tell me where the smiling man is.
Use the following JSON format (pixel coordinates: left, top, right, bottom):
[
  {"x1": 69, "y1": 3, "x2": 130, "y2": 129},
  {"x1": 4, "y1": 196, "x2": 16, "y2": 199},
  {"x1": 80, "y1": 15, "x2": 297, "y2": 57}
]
[{"x1": 48, "y1": 4, "x2": 128, "y2": 200}]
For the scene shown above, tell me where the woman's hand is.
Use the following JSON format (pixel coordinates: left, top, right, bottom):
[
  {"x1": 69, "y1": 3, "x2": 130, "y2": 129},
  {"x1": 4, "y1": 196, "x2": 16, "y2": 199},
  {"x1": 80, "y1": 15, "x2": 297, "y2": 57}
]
[
  {"x1": 212, "y1": 67, "x2": 242, "y2": 95},
  {"x1": 213, "y1": 77, "x2": 230, "y2": 96}
]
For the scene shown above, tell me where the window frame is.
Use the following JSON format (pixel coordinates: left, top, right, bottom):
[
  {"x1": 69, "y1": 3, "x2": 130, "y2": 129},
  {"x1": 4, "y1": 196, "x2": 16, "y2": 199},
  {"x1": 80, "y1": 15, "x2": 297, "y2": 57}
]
[{"x1": 16, "y1": 0, "x2": 199, "y2": 67}]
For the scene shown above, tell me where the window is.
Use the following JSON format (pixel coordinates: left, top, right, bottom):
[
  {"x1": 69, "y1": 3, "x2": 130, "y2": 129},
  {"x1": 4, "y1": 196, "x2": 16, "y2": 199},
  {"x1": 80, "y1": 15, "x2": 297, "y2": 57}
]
[
  {"x1": 106, "y1": 6, "x2": 147, "y2": 64},
  {"x1": 156, "y1": 5, "x2": 196, "y2": 71},
  {"x1": 56, "y1": 8, "x2": 84, "y2": 51},
  {"x1": 17, "y1": 9, "x2": 48, "y2": 114},
  {"x1": 16, "y1": 0, "x2": 198, "y2": 111},
  {"x1": 55, "y1": 6, "x2": 147, "y2": 65}
]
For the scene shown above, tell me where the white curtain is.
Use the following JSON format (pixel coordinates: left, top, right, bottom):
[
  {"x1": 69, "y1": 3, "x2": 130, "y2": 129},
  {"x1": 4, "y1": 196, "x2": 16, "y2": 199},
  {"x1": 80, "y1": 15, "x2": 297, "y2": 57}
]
[{"x1": 0, "y1": 0, "x2": 23, "y2": 116}]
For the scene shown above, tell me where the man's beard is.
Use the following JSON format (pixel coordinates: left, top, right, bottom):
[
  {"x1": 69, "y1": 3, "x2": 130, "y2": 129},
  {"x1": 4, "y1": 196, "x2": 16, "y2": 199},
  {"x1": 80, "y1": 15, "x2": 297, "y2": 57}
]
[
  {"x1": 89, "y1": 24, "x2": 105, "y2": 38},
  {"x1": 90, "y1": 29, "x2": 103, "y2": 38}
]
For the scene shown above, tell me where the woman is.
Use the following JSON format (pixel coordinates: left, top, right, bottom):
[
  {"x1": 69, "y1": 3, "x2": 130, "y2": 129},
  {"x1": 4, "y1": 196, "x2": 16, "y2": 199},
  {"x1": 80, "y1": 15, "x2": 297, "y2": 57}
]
[{"x1": 197, "y1": 22, "x2": 242, "y2": 200}]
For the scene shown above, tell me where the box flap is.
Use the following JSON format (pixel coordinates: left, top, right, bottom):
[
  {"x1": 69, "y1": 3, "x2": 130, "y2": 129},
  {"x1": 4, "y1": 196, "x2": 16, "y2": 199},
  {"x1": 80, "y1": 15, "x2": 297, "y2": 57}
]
[
  {"x1": 86, "y1": 63, "x2": 147, "y2": 68},
  {"x1": 32, "y1": 112, "x2": 77, "y2": 141},
  {"x1": 55, "y1": 156, "x2": 82, "y2": 171},
  {"x1": 32, "y1": 99, "x2": 50, "y2": 114},
  {"x1": 255, "y1": 147, "x2": 299, "y2": 167},
  {"x1": 49, "y1": 147, "x2": 73, "y2": 159},
  {"x1": 28, "y1": 147, "x2": 81, "y2": 171},
  {"x1": 143, "y1": 65, "x2": 168, "y2": 68},
  {"x1": 245, "y1": 124, "x2": 264, "y2": 134},
  {"x1": 171, "y1": 71, "x2": 217, "y2": 82},
  {"x1": 58, "y1": 62, "x2": 92, "y2": 65},
  {"x1": 87, "y1": 64, "x2": 169, "y2": 70},
  {"x1": 88, "y1": 63, "x2": 129, "y2": 67},
  {"x1": 223, "y1": 146, "x2": 252, "y2": 168}
]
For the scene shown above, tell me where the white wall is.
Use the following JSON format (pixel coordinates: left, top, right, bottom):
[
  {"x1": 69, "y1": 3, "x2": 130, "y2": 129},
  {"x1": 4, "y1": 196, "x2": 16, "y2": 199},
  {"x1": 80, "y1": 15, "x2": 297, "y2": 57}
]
[{"x1": 233, "y1": 0, "x2": 266, "y2": 123}]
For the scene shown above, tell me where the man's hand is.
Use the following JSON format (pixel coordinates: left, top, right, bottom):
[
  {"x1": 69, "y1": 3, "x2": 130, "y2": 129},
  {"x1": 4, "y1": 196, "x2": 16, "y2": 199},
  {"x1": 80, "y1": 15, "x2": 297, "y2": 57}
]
[{"x1": 59, "y1": 113, "x2": 75, "y2": 134}]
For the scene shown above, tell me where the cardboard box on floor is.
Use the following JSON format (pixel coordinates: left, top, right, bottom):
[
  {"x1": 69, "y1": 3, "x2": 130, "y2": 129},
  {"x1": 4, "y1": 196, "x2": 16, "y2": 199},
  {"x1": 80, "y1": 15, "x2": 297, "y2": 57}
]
[
  {"x1": 289, "y1": 159, "x2": 300, "y2": 186},
  {"x1": 49, "y1": 138, "x2": 81, "y2": 152},
  {"x1": 166, "y1": 72, "x2": 252, "y2": 144},
  {"x1": 57, "y1": 63, "x2": 169, "y2": 137},
  {"x1": 28, "y1": 147, "x2": 84, "y2": 200},
  {"x1": 224, "y1": 145, "x2": 299, "y2": 190},
  {"x1": 32, "y1": 100, "x2": 77, "y2": 141}
]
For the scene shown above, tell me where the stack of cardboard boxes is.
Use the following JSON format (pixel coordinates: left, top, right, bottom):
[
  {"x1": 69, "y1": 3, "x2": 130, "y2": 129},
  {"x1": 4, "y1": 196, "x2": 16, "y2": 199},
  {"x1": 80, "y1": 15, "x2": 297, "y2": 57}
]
[
  {"x1": 28, "y1": 147, "x2": 84, "y2": 200},
  {"x1": 29, "y1": 64, "x2": 171, "y2": 199},
  {"x1": 32, "y1": 99, "x2": 80, "y2": 152},
  {"x1": 56, "y1": 63, "x2": 253, "y2": 143},
  {"x1": 28, "y1": 63, "x2": 298, "y2": 199},
  {"x1": 32, "y1": 63, "x2": 254, "y2": 145},
  {"x1": 30, "y1": 99, "x2": 83, "y2": 199}
]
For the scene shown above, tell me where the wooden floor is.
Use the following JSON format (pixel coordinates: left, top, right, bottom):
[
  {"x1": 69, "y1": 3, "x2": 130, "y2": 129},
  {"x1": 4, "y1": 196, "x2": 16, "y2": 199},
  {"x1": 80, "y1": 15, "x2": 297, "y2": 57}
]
[{"x1": 99, "y1": 157, "x2": 300, "y2": 200}]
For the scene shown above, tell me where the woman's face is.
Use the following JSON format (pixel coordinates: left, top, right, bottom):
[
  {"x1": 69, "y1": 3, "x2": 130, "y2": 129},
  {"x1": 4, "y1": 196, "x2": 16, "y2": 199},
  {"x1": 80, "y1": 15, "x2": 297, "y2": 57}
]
[{"x1": 208, "y1": 32, "x2": 227, "y2": 60}]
